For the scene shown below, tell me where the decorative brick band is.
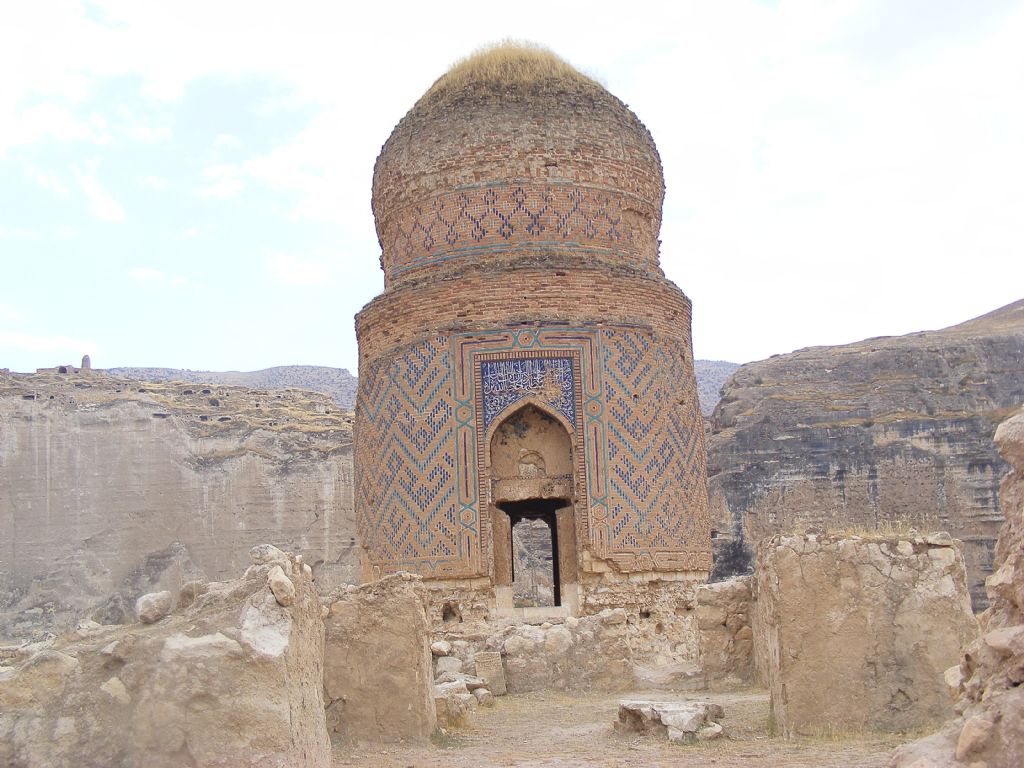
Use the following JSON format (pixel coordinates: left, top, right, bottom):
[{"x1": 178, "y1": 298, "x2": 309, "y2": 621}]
[
  {"x1": 379, "y1": 182, "x2": 657, "y2": 283},
  {"x1": 356, "y1": 267, "x2": 692, "y2": 366}
]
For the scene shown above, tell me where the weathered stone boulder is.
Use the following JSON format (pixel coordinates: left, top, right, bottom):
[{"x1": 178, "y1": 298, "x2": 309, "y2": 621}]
[
  {"x1": 755, "y1": 532, "x2": 976, "y2": 736},
  {"x1": 134, "y1": 590, "x2": 173, "y2": 624},
  {"x1": 892, "y1": 409, "x2": 1024, "y2": 768},
  {"x1": 0, "y1": 549, "x2": 330, "y2": 767},
  {"x1": 695, "y1": 575, "x2": 754, "y2": 687},
  {"x1": 322, "y1": 573, "x2": 436, "y2": 743}
]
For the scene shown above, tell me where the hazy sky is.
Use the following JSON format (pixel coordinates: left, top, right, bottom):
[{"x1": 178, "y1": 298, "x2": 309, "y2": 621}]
[{"x1": 2, "y1": 1, "x2": 1022, "y2": 375}]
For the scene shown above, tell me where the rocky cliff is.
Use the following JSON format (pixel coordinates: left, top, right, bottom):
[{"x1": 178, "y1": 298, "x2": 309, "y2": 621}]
[
  {"x1": 707, "y1": 299, "x2": 1024, "y2": 608},
  {"x1": 0, "y1": 369, "x2": 357, "y2": 640},
  {"x1": 110, "y1": 365, "x2": 358, "y2": 409},
  {"x1": 694, "y1": 359, "x2": 741, "y2": 415}
]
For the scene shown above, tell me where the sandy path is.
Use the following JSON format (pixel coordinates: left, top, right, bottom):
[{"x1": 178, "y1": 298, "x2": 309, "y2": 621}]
[{"x1": 333, "y1": 689, "x2": 910, "y2": 767}]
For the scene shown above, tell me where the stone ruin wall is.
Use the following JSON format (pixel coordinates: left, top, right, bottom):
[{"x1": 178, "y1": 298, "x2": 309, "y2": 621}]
[
  {"x1": 0, "y1": 548, "x2": 333, "y2": 768},
  {"x1": 754, "y1": 532, "x2": 977, "y2": 735},
  {"x1": 0, "y1": 370, "x2": 358, "y2": 640}
]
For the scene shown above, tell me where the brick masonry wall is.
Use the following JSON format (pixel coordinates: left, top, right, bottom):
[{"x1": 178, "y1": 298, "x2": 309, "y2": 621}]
[{"x1": 355, "y1": 262, "x2": 693, "y2": 365}]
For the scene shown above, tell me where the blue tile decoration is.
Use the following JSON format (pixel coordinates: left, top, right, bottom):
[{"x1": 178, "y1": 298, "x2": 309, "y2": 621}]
[{"x1": 480, "y1": 357, "x2": 575, "y2": 430}]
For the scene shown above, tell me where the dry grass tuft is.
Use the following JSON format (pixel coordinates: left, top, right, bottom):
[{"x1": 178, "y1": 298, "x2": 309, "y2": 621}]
[{"x1": 423, "y1": 40, "x2": 603, "y2": 102}]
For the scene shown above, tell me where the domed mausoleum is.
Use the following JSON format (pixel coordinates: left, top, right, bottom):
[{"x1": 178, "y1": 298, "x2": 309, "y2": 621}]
[{"x1": 355, "y1": 44, "x2": 710, "y2": 617}]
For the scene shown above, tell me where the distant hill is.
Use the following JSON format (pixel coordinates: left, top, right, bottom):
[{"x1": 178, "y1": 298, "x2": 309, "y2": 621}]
[
  {"x1": 112, "y1": 360, "x2": 737, "y2": 414},
  {"x1": 695, "y1": 360, "x2": 741, "y2": 415},
  {"x1": 110, "y1": 365, "x2": 358, "y2": 409}
]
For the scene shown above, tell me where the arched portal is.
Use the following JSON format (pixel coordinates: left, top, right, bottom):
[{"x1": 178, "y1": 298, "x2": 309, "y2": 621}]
[{"x1": 488, "y1": 403, "x2": 579, "y2": 613}]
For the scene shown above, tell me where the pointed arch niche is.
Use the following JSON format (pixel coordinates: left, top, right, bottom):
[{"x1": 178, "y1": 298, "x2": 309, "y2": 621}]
[{"x1": 487, "y1": 401, "x2": 580, "y2": 615}]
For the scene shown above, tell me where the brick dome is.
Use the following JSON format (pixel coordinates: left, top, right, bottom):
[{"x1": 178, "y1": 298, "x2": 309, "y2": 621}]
[{"x1": 371, "y1": 44, "x2": 666, "y2": 288}]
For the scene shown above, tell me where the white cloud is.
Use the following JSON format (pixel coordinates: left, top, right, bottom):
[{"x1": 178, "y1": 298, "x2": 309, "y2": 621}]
[
  {"x1": 215, "y1": 133, "x2": 240, "y2": 149},
  {"x1": 0, "y1": 330, "x2": 100, "y2": 356},
  {"x1": 0, "y1": 304, "x2": 24, "y2": 323},
  {"x1": 141, "y1": 175, "x2": 167, "y2": 190},
  {"x1": 127, "y1": 267, "x2": 165, "y2": 281},
  {"x1": 116, "y1": 105, "x2": 171, "y2": 142},
  {"x1": 0, "y1": 226, "x2": 38, "y2": 240},
  {"x1": 126, "y1": 266, "x2": 201, "y2": 290},
  {"x1": 74, "y1": 158, "x2": 125, "y2": 221},
  {"x1": 181, "y1": 226, "x2": 201, "y2": 238},
  {"x1": 29, "y1": 168, "x2": 69, "y2": 196},
  {"x1": 196, "y1": 163, "x2": 244, "y2": 199},
  {"x1": 266, "y1": 252, "x2": 333, "y2": 286},
  {"x1": 1, "y1": 1, "x2": 1021, "y2": 370}
]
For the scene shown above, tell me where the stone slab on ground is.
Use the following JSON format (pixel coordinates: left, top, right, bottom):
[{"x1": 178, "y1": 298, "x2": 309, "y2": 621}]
[{"x1": 615, "y1": 699, "x2": 725, "y2": 742}]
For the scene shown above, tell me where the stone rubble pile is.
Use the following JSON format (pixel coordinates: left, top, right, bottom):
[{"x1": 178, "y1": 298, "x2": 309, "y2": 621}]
[
  {"x1": 0, "y1": 545, "x2": 331, "y2": 768},
  {"x1": 614, "y1": 699, "x2": 725, "y2": 743},
  {"x1": 430, "y1": 606, "x2": 703, "y2": 693},
  {"x1": 431, "y1": 644, "x2": 503, "y2": 728}
]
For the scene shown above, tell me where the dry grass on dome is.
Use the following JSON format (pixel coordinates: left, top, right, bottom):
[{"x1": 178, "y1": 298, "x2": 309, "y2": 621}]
[{"x1": 423, "y1": 40, "x2": 604, "y2": 101}]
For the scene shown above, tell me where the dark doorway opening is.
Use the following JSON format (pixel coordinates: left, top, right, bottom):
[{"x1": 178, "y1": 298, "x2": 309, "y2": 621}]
[{"x1": 498, "y1": 497, "x2": 567, "y2": 607}]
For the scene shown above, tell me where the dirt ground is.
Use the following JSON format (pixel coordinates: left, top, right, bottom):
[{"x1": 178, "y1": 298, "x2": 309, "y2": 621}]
[{"x1": 333, "y1": 689, "x2": 914, "y2": 767}]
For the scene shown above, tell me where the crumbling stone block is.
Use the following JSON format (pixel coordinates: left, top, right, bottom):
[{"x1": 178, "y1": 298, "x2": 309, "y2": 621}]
[
  {"x1": 755, "y1": 532, "x2": 976, "y2": 736},
  {"x1": 695, "y1": 575, "x2": 754, "y2": 686},
  {"x1": 322, "y1": 573, "x2": 436, "y2": 743},
  {"x1": 473, "y1": 651, "x2": 507, "y2": 695}
]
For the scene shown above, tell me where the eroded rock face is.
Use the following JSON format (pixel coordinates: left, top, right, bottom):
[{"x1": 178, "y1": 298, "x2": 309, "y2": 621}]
[
  {"x1": 708, "y1": 299, "x2": 1024, "y2": 608},
  {"x1": 0, "y1": 549, "x2": 331, "y2": 768},
  {"x1": 755, "y1": 532, "x2": 977, "y2": 736},
  {"x1": 0, "y1": 370, "x2": 357, "y2": 639},
  {"x1": 322, "y1": 573, "x2": 436, "y2": 743},
  {"x1": 892, "y1": 409, "x2": 1024, "y2": 768}
]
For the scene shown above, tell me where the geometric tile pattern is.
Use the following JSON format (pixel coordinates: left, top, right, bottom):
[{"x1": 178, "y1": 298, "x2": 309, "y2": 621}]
[
  {"x1": 354, "y1": 335, "x2": 475, "y2": 577},
  {"x1": 599, "y1": 328, "x2": 711, "y2": 571},
  {"x1": 381, "y1": 182, "x2": 645, "y2": 279},
  {"x1": 355, "y1": 325, "x2": 711, "y2": 579}
]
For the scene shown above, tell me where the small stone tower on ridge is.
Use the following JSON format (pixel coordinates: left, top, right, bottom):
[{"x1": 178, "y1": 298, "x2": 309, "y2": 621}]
[{"x1": 355, "y1": 44, "x2": 710, "y2": 618}]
